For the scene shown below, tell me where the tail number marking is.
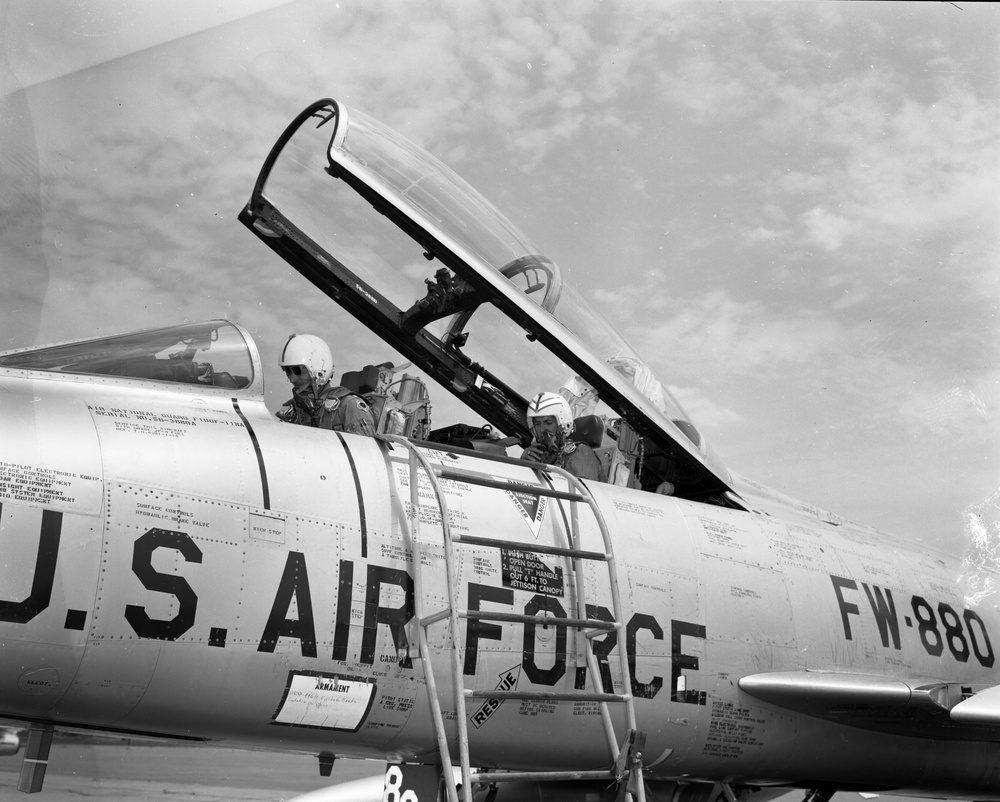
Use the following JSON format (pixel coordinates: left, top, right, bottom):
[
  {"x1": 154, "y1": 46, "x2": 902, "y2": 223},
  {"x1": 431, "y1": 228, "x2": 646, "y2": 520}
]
[{"x1": 831, "y1": 575, "x2": 994, "y2": 668}]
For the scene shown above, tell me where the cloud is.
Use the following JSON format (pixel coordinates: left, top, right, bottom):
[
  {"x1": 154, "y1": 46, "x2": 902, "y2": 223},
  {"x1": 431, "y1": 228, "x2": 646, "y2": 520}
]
[
  {"x1": 2, "y1": 0, "x2": 996, "y2": 553},
  {"x1": 0, "y1": 0, "x2": 296, "y2": 94},
  {"x1": 619, "y1": 288, "x2": 845, "y2": 379},
  {"x1": 633, "y1": 3, "x2": 1000, "y2": 281},
  {"x1": 898, "y1": 382, "x2": 994, "y2": 438},
  {"x1": 800, "y1": 206, "x2": 853, "y2": 251},
  {"x1": 669, "y1": 384, "x2": 743, "y2": 431}
]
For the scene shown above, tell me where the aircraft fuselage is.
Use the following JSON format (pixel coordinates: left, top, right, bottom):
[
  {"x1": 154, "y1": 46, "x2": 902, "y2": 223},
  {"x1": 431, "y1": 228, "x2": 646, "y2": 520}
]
[{"x1": 1, "y1": 370, "x2": 998, "y2": 796}]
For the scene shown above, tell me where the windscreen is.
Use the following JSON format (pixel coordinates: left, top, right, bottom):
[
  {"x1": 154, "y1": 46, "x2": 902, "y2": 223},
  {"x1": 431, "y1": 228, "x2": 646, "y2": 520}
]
[{"x1": 0, "y1": 320, "x2": 255, "y2": 390}]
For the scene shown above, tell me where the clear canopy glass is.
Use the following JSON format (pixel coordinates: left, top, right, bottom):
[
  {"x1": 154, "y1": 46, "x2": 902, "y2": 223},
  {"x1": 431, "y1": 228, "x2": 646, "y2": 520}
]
[
  {"x1": 0, "y1": 320, "x2": 256, "y2": 391},
  {"x1": 244, "y1": 100, "x2": 732, "y2": 499}
]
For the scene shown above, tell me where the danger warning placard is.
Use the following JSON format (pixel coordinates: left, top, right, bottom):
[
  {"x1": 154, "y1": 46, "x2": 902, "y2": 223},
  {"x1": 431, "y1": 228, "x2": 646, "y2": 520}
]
[{"x1": 504, "y1": 482, "x2": 547, "y2": 538}]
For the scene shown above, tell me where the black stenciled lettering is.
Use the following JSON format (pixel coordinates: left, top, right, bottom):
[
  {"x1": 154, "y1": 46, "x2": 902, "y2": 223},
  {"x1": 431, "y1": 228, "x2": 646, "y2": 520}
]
[
  {"x1": 575, "y1": 604, "x2": 617, "y2": 692},
  {"x1": 257, "y1": 551, "x2": 317, "y2": 657},
  {"x1": 830, "y1": 575, "x2": 860, "y2": 640},
  {"x1": 124, "y1": 528, "x2": 202, "y2": 641},
  {"x1": 0, "y1": 505, "x2": 62, "y2": 624},
  {"x1": 521, "y1": 594, "x2": 566, "y2": 686},
  {"x1": 669, "y1": 619, "x2": 704, "y2": 704},
  {"x1": 463, "y1": 583, "x2": 513, "y2": 675},
  {"x1": 360, "y1": 564, "x2": 413, "y2": 668},
  {"x1": 626, "y1": 613, "x2": 664, "y2": 701},
  {"x1": 911, "y1": 595, "x2": 943, "y2": 657},
  {"x1": 964, "y1": 608, "x2": 995, "y2": 668},
  {"x1": 938, "y1": 602, "x2": 970, "y2": 662},
  {"x1": 332, "y1": 559, "x2": 353, "y2": 661},
  {"x1": 862, "y1": 583, "x2": 900, "y2": 649}
]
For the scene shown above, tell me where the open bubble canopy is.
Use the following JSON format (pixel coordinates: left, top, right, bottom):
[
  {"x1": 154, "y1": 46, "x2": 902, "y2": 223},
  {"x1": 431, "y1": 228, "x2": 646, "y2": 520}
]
[{"x1": 239, "y1": 99, "x2": 736, "y2": 504}]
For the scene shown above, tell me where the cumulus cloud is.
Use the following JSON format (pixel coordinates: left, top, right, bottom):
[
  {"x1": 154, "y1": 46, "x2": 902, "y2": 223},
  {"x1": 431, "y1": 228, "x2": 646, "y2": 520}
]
[
  {"x1": 800, "y1": 206, "x2": 853, "y2": 251},
  {"x1": 2, "y1": 0, "x2": 996, "y2": 551},
  {"x1": 619, "y1": 287, "x2": 846, "y2": 380},
  {"x1": 670, "y1": 384, "x2": 744, "y2": 431}
]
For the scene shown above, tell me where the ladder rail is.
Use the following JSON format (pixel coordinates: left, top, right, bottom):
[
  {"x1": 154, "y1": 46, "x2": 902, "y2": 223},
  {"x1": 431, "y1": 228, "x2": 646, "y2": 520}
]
[
  {"x1": 393, "y1": 438, "x2": 473, "y2": 802},
  {"x1": 383, "y1": 435, "x2": 646, "y2": 802},
  {"x1": 562, "y1": 468, "x2": 640, "y2": 736},
  {"x1": 570, "y1": 540, "x2": 621, "y2": 765},
  {"x1": 537, "y1": 468, "x2": 623, "y2": 766},
  {"x1": 528, "y1": 456, "x2": 646, "y2": 802}
]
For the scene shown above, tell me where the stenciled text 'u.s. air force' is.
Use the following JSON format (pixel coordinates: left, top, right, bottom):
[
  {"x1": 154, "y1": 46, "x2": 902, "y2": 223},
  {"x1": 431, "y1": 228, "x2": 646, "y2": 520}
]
[{"x1": 1, "y1": 515, "x2": 708, "y2": 706}]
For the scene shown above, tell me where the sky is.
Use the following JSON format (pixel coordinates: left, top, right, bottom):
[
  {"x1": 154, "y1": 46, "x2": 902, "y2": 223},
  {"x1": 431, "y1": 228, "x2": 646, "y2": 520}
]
[{"x1": 1, "y1": 0, "x2": 998, "y2": 560}]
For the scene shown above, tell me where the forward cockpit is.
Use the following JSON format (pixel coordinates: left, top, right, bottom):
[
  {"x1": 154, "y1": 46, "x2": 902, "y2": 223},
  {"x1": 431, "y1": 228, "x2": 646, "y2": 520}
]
[{"x1": 0, "y1": 320, "x2": 258, "y2": 393}]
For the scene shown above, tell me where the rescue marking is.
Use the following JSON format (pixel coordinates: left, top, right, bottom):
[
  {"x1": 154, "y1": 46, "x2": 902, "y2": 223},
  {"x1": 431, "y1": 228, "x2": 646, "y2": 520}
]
[{"x1": 471, "y1": 665, "x2": 522, "y2": 728}]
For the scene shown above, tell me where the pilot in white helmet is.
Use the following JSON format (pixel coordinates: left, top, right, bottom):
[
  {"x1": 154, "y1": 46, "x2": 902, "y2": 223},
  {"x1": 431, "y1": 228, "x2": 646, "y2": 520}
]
[
  {"x1": 277, "y1": 334, "x2": 375, "y2": 436},
  {"x1": 522, "y1": 391, "x2": 604, "y2": 482}
]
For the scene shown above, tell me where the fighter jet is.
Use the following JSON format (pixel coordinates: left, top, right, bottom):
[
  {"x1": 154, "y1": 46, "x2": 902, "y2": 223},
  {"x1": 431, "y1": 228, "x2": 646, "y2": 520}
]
[{"x1": 1, "y1": 98, "x2": 999, "y2": 802}]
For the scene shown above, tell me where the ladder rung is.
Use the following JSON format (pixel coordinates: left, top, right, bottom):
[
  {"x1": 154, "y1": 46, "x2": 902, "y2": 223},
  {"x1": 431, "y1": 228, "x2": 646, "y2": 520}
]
[
  {"x1": 461, "y1": 610, "x2": 617, "y2": 630},
  {"x1": 585, "y1": 625, "x2": 622, "y2": 638},
  {"x1": 473, "y1": 770, "x2": 614, "y2": 783},
  {"x1": 383, "y1": 434, "x2": 641, "y2": 796},
  {"x1": 466, "y1": 689, "x2": 629, "y2": 703},
  {"x1": 420, "y1": 608, "x2": 452, "y2": 627},
  {"x1": 435, "y1": 469, "x2": 585, "y2": 502},
  {"x1": 452, "y1": 534, "x2": 608, "y2": 561}
]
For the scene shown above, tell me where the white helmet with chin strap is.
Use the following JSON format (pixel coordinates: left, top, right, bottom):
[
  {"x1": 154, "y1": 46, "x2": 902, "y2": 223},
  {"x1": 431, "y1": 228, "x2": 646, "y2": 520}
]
[
  {"x1": 526, "y1": 391, "x2": 574, "y2": 436},
  {"x1": 280, "y1": 334, "x2": 334, "y2": 385}
]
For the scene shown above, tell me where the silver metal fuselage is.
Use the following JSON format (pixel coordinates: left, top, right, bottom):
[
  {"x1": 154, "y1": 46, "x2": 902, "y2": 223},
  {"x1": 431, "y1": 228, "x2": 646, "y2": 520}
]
[{"x1": 1, "y1": 367, "x2": 998, "y2": 797}]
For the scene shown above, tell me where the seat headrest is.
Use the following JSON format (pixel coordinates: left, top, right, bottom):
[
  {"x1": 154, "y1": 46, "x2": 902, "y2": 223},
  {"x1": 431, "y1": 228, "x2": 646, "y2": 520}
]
[{"x1": 569, "y1": 415, "x2": 604, "y2": 448}]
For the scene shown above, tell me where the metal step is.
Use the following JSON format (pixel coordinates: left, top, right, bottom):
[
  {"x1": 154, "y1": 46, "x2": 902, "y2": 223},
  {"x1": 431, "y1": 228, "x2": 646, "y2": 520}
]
[
  {"x1": 435, "y1": 467, "x2": 585, "y2": 502},
  {"x1": 466, "y1": 689, "x2": 629, "y2": 703},
  {"x1": 452, "y1": 533, "x2": 609, "y2": 561},
  {"x1": 461, "y1": 610, "x2": 618, "y2": 630},
  {"x1": 382, "y1": 435, "x2": 646, "y2": 802}
]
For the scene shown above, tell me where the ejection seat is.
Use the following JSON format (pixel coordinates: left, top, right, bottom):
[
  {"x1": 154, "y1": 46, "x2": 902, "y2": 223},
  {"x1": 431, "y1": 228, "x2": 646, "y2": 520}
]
[
  {"x1": 568, "y1": 415, "x2": 641, "y2": 488},
  {"x1": 568, "y1": 415, "x2": 604, "y2": 448},
  {"x1": 339, "y1": 363, "x2": 432, "y2": 440}
]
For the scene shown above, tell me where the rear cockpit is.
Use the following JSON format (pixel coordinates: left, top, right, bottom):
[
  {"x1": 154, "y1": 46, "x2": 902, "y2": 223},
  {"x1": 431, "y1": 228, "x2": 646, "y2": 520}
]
[{"x1": 0, "y1": 320, "x2": 261, "y2": 395}]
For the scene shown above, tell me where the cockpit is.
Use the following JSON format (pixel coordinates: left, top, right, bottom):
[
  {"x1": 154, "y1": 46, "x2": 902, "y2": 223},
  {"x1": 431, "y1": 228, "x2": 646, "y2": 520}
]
[
  {"x1": 0, "y1": 321, "x2": 258, "y2": 392},
  {"x1": 239, "y1": 99, "x2": 738, "y2": 505},
  {"x1": 0, "y1": 100, "x2": 740, "y2": 506}
]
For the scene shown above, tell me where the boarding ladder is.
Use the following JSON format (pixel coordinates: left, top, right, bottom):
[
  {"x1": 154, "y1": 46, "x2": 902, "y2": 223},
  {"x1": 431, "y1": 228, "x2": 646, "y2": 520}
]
[{"x1": 383, "y1": 435, "x2": 647, "y2": 802}]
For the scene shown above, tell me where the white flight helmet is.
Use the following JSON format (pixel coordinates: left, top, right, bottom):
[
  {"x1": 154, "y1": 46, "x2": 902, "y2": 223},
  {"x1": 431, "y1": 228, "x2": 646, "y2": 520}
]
[
  {"x1": 526, "y1": 391, "x2": 574, "y2": 436},
  {"x1": 280, "y1": 334, "x2": 334, "y2": 385}
]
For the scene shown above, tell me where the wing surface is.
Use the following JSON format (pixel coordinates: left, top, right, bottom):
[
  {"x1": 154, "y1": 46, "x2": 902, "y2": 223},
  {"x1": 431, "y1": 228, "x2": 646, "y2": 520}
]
[
  {"x1": 740, "y1": 671, "x2": 1000, "y2": 740},
  {"x1": 951, "y1": 684, "x2": 1000, "y2": 725}
]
